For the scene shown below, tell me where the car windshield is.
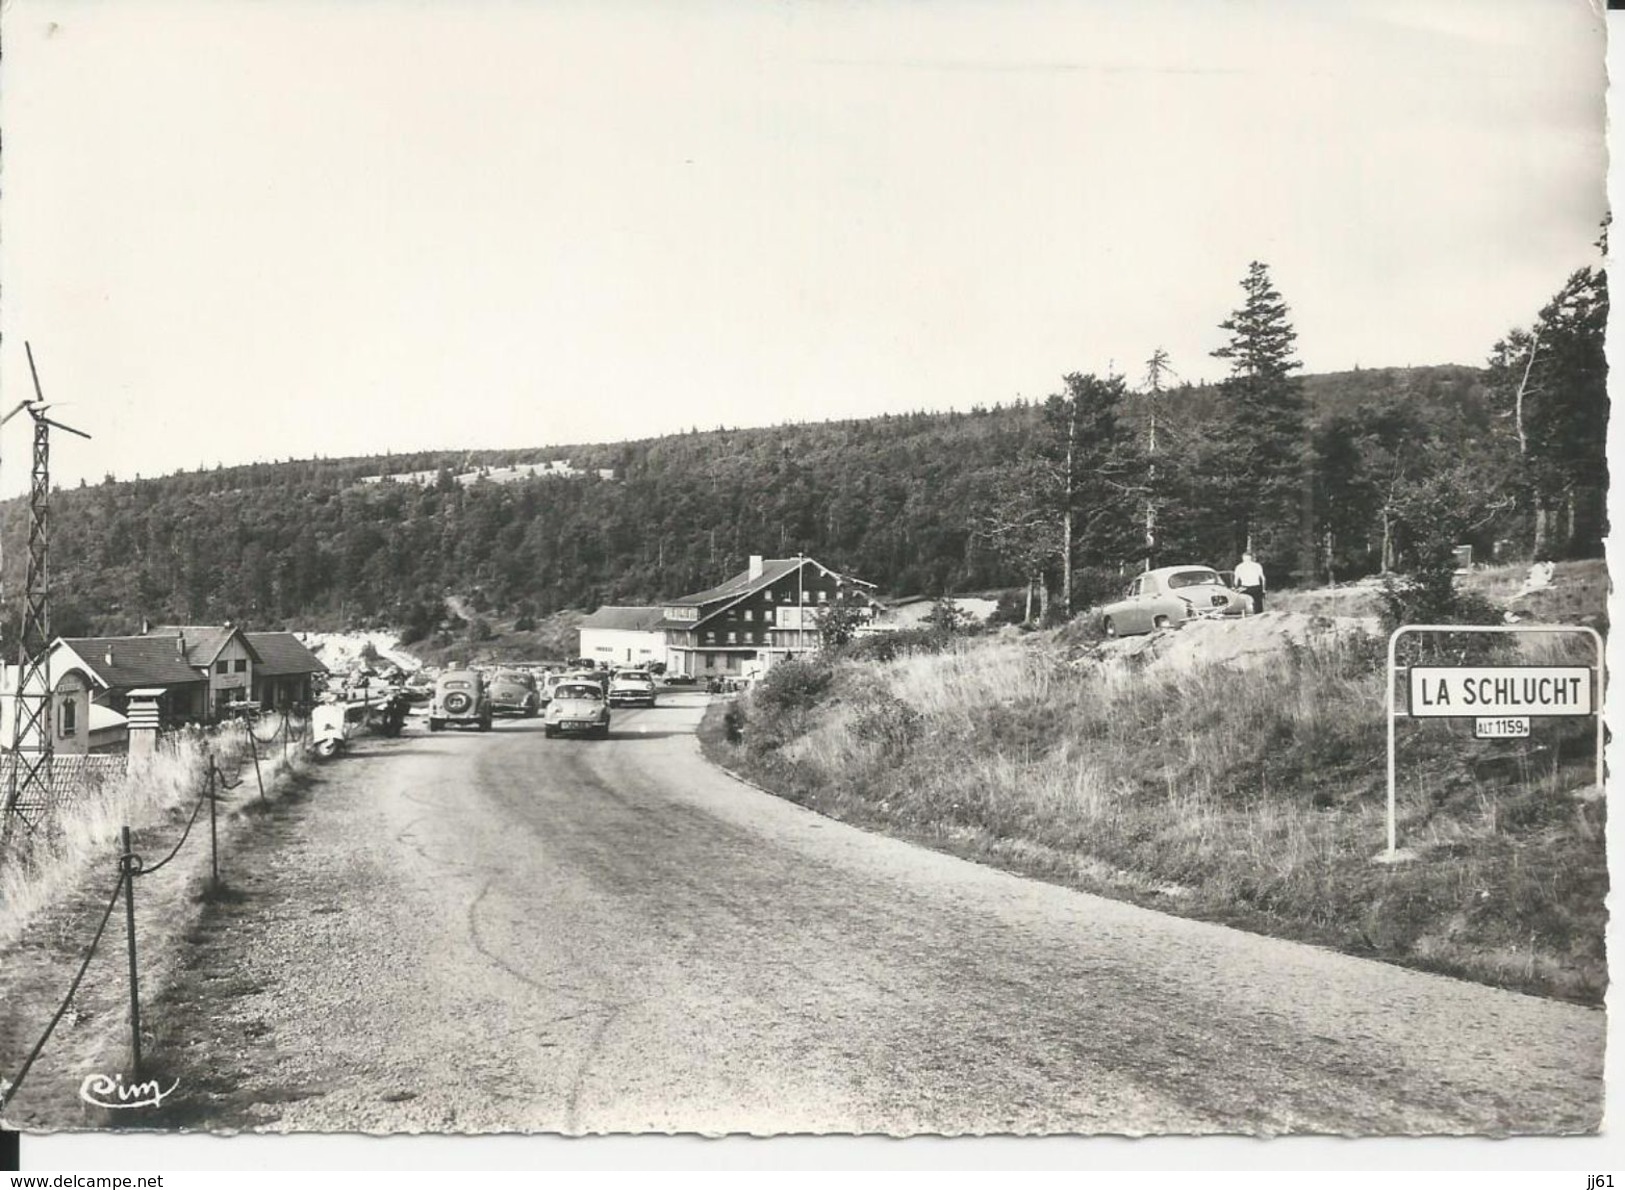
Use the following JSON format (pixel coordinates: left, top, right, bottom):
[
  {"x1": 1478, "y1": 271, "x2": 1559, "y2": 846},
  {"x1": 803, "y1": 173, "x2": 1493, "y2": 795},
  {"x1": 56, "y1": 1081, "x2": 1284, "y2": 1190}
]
[
  {"x1": 1165, "y1": 569, "x2": 1222, "y2": 589},
  {"x1": 557, "y1": 685, "x2": 601, "y2": 700}
]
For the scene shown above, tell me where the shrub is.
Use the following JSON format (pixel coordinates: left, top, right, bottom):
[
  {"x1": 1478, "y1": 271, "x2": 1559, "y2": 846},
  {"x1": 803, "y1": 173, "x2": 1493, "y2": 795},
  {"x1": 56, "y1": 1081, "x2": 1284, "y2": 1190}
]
[{"x1": 840, "y1": 626, "x2": 956, "y2": 663}]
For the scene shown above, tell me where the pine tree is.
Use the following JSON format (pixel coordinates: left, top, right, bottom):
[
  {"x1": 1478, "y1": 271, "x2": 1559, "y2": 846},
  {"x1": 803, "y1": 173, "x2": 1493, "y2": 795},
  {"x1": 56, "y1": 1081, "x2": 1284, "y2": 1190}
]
[
  {"x1": 1211, "y1": 261, "x2": 1310, "y2": 579},
  {"x1": 1489, "y1": 249, "x2": 1608, "y2": 559}
]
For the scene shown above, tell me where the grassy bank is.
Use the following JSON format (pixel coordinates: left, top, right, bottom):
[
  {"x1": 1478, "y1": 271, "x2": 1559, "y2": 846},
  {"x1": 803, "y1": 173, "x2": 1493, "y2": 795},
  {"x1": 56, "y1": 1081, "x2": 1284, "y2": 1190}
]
[
  {"x1": 701, "y1": 621, "x2": 1606, "y2": 1004},
  {"x1": 0, "y1": 715, "x2": 307, "y2": 949}
]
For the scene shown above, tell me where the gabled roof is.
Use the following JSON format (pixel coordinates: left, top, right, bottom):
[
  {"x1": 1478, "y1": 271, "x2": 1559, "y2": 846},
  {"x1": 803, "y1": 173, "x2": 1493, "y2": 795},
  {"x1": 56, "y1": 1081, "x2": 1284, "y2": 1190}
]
[
  {"x1": 578, "y1": 606, "x2": 668, "y2": 632},
  {"x1": 56, "y1": 637, "x2": 208, "y2": 691},
  {"x1": 666, "y1": 558, "x2": 806, "y2": 607},
  {"x1": 147, "y1": 625, "x2": 262, "y2": 667},
  {"x1": 244, "y1": 632, "x2": 328, "y2": 677}
]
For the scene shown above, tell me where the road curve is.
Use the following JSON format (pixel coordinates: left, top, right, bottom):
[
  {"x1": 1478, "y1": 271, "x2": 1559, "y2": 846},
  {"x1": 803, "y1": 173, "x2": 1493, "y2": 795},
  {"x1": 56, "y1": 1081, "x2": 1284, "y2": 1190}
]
[{"x1": 157, "y1": 694, "x2": 1602, "y2": 1135}]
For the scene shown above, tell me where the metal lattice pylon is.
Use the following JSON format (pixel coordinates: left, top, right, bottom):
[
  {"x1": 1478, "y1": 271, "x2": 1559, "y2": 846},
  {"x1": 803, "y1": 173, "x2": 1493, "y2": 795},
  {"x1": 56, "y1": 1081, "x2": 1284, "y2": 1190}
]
[{"x1": 1, "y1": 345, "x2": 89, "y2": 839}]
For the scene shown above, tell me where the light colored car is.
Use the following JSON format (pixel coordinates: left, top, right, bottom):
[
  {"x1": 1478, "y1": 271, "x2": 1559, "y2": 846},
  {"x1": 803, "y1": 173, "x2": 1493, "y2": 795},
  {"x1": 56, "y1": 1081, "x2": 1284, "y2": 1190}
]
[
  {"x1": 544, "y1": 680, "x2": 612, "y2": 739},
  {"x1": 429, "y1": 669, "x2": 493, "y2": 732},
  {"x1": 1099, "y1": 565, "x2": 1252, "y2": 638},
  {"x1": 607, "y1": 669, "x2": 657, "y2": 708},
  {"x1": 488, "y1": 670, "x2": 540, "y2": 718}
]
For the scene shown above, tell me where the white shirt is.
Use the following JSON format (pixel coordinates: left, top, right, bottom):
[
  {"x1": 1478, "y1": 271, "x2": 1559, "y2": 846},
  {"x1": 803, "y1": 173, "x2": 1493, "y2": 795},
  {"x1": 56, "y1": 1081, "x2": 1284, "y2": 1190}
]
[{"x1": 1234, "y1": 560, "x2": 1265, "y2": 588}]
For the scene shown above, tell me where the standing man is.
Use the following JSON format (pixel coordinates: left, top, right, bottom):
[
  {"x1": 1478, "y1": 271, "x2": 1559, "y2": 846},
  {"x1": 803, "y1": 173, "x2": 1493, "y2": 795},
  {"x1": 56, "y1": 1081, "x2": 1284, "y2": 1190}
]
[{"x1": 1235, "y1": 551, "x2": 1266, "y2": 614}]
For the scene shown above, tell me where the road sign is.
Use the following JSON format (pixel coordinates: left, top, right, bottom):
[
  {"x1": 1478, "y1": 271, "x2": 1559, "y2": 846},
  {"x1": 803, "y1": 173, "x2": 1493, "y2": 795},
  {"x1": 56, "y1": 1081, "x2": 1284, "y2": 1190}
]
[
  {"x1": 1384, "y1": 624, "x2": 1604, "y2": 864},
  {"x1": 1408, "y1": 665, "x2": 1592, "y2": 717},
  {"x1": 1473, "y1": 717, "x2": 1530, "y2": 740}
]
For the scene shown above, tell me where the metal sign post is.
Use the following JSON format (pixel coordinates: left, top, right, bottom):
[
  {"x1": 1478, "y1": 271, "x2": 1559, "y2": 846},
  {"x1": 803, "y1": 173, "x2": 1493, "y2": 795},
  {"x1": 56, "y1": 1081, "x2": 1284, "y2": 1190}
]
[{"x1": 1385, "y1": 623, "x2": 1605, "y2": 862}]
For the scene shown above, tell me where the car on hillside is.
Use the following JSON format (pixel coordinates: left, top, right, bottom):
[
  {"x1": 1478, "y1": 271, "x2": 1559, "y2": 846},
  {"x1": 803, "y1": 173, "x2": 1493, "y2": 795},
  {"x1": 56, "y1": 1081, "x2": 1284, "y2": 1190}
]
[
  {"x1": 662, "y1": 672, "x2": 697, "y2": 686},
  {"x1": 544, "y1": 680, "x2": 612, "y2": 739},
  {"x1": 607, "y1": 669, "x2": 657, "y2": 708},
  {"x1": 488, "y1": 670, "x2": 541, "y2": 718},
  {"x1": 1098, "y1": 565, "x2": 1253, "y2": 638},
  {"x1": 429, "y1": 669, "x2": 493, "y2": 732}
]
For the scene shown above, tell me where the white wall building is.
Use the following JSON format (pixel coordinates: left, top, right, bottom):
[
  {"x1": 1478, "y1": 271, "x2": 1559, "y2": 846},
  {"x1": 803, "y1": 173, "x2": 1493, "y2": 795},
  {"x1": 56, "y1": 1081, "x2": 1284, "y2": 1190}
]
[{"x1": 577, "y1": 606, "x2": 669, "y2": 668}]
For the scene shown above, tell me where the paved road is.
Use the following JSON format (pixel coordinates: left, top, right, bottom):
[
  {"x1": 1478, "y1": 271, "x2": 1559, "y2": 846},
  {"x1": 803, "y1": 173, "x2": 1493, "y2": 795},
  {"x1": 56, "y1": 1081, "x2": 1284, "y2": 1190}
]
[{"x1": 160, "y1": 694, "x2": 1603, "y2": 1134}]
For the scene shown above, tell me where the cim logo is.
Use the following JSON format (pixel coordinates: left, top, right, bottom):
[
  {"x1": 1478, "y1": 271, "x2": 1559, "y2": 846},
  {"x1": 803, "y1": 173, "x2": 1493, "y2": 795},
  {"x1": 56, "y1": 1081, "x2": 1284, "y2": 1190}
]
[{"x1": 79, "y1": 1072, "x2": 179, "y2": 1110}]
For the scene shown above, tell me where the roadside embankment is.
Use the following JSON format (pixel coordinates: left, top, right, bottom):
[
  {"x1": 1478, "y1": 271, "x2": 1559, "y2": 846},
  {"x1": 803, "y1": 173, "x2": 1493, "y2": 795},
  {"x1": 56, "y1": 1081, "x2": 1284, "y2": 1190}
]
[
  {"x1": 0, "y1": 716, "x2": 312, "y2": 1128},
  {"x1": 701, "y1": 613, "x2": 1606, "y2": 1004}
]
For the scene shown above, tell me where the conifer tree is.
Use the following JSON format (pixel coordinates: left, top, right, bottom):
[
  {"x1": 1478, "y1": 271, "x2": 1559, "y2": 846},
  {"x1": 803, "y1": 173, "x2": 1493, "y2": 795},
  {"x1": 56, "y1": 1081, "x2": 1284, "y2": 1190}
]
[{"x1": 1211, "y1": 261, "x2": 1310, "y2": 577}]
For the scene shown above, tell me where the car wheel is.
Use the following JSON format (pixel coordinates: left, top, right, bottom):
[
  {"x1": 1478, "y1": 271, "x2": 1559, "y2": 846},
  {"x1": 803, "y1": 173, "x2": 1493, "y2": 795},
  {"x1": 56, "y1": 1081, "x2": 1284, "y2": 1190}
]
[
  {"x1": 1103, "y1": 616, "x2": 1118, "y2": 638},
  {"x1": 544, "y1": 725, "x2": 558, "y2": 739},
  {"x1": 1153, "y1": 614, "x2": 1172, "y2": 630}
]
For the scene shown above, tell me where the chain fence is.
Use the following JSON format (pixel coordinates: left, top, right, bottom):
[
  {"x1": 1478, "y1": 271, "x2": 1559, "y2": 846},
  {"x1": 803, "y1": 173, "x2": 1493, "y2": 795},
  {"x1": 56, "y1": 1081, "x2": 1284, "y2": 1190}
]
[{"x1": 0, "y1": 710, "x2": 309, "y2": 1116}]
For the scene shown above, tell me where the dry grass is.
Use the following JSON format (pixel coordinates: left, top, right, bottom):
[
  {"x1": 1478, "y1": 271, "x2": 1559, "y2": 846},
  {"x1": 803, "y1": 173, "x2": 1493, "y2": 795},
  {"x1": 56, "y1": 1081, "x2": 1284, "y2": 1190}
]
[
  {"x1": 706, "y1": 623, "x2": 1606, "y2": 1003},
  {"x1": 0, "y1": 715, "x2": 309, "y2": 950}
]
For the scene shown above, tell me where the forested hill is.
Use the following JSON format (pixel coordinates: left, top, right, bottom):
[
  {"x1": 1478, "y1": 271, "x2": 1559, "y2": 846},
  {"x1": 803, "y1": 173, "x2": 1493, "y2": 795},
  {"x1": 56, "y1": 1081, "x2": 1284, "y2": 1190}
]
[{"x1": 0, "y1": 362, "x2": 1524, "y2": 637}]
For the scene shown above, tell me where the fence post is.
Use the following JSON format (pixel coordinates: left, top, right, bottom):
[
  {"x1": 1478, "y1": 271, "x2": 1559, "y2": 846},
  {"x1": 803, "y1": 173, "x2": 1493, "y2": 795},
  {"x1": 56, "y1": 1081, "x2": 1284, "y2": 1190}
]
[
  {"x1": 208, "y1": 762, "x2": 219, "y2": 888},
  {"x1": 248, "y1": 728, "x2": 266, "y2": 805},
  {"x1": 120, "y1": 826, "x2": 142, "y2": 1072}
]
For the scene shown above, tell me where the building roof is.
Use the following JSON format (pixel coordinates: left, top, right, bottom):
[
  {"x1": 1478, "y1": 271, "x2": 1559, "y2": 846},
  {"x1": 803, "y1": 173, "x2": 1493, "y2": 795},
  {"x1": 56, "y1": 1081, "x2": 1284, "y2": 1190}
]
[
  {"x1": 578, "y1": 606, "x2": 668, "y2": 633},
  {"x1": 147, "y1": 625, "x2": 261, "y2": 667},
  {"x1": 666, "y1": 558, "x2": 807, "y2": 607},
  {"x1": 56, "y1": 637, "x2": 208, "y2": 691},
  {"x1": 245, "y1": 632, "x2": 328, "y2": 677}
]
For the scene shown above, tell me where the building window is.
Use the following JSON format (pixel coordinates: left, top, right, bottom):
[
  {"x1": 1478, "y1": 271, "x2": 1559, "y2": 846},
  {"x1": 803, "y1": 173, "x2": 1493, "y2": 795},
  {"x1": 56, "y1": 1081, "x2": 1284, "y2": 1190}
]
[
  {"x1": 727, "y1": 631, "x2": 737, "y2": 644},
  {"x1": 763, "y1": 590, "x2": 774, "y2": 602},
  {"x1": 817, "y1": 590, "x2": 829, "y2": 603},
  {"x1": 704, "y1": 632, "x2": 715, "y2": 644},
  {"x1": 802, "y1": 590, "x2": 812, "y2": 603},
  {"x1": 60, "y1": 697, "x2": 76, "y2": 736},
  {"x1": 215, "y1": 660, "x2": 228, "y2": 675},
  {"x1": 234, "y1": 659, "x2": 247, "y2": 673}
]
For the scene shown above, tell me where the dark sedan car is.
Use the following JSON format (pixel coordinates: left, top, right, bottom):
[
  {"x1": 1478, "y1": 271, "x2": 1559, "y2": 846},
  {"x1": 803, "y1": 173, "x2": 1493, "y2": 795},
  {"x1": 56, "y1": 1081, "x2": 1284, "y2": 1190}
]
[{"x1": 488, "y1": 670, "x2": 541, "y2": 718}]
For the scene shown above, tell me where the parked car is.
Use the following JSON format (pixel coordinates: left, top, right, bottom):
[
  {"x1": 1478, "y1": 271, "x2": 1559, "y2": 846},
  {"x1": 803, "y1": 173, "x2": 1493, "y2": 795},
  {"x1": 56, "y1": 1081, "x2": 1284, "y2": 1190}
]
[
  {"x1": 567, "y1": 669, "x2": 610, "y2": 695},
  {"x1": 429, "y1": 669, "x2": 493, "y2": 732},
  {"x1": 488, "y1": 670, "x2": 540, "y2": 718},
  {"x1": 1099, "y1": 565, "x2": 1252, "y2": 638},
  {"x1": 607, "y1": 669, "x2": 657, "y2": 708},
  {"x1": 402, "y1": 672, "x2": 436, "y2": 704},
  {"x1": 544, "y1": 680, "x2": 612, "y2": 739},
  {"x1": 662, "y1": 673, "x2": 697, "y2": 686}
]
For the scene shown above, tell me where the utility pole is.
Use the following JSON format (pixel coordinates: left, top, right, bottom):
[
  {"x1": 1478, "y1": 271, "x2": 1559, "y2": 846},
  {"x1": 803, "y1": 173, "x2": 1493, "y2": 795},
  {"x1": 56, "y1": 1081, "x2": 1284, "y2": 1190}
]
[{"x1": 1, "y1": 344, "x2": 91, "y2": 840}]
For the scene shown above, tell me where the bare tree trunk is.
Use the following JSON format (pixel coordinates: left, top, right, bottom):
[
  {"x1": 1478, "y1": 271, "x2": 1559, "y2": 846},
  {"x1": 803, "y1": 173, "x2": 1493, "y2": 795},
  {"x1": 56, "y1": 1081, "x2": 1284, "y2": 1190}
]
[
  {"x1": 1024, "y1": 578, "x2": 1034, "y2": 625},
  {"x1": 1380, "y1": 509, "x2": 1393, "y2": 573},
  {"x1": 1533, "y1": 502, "x2": 1551, "y2": 559},
  {"x1": 1038, "y1": 577, "x2": 1051, "y2": 625}
]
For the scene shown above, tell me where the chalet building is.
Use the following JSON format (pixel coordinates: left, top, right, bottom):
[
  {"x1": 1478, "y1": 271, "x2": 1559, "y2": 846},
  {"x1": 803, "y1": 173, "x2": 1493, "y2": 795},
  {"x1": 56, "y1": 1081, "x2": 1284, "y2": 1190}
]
[
  {"x1": 246, "y1": 632, "x2": 328, "y2": 708},
  {"x1": 577, "y1": 607, "x2": 669, "y2": 668},
  {"x1": 661, "y1": 555, "x2": 879, "y2": 679},
  {"x1": 46, "y1": 626, "x2": 326, "y2": 727}
]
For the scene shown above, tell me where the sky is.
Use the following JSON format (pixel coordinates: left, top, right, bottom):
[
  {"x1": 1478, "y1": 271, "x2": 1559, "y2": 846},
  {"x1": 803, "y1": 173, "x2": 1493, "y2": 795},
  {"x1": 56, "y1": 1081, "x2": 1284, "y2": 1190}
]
[{"x1": 0, "y1": 0, "x2": 1608, "y2": 496}]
